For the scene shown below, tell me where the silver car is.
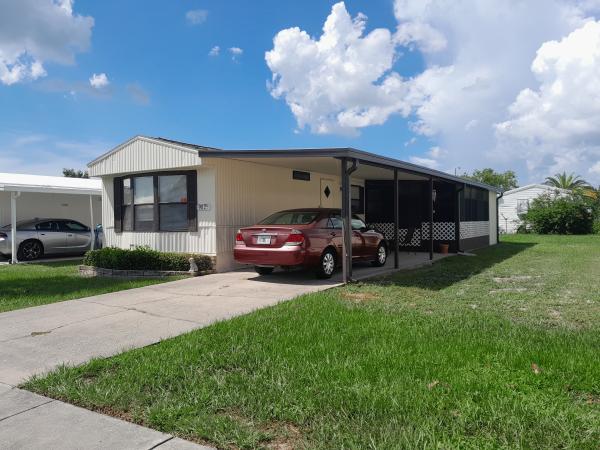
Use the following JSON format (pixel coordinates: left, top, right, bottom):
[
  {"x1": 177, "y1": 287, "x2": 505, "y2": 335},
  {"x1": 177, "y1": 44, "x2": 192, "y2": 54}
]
[{"x1": 0, "y1": 218, "x2": 93, "y2": 261}]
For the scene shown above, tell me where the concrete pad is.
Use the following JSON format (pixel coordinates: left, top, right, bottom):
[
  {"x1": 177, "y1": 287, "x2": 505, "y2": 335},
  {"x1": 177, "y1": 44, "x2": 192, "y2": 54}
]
[
  {"x1": 158, "y1": 437, "x2": 214, "y2": 449},
  {"x1": 77, "y1": 287, "x2": 177, "y2": 308},
  {"x1": 0, "y1": 300, "x2": 120, "y2": 342},
  {"x1": 0, "y1": 387, "x2": 52, "y2": 420},
  {"x1": 0, "y1": 400, "x2": 173, "y2": 450},
  {"x1": 0, "y1": 310, "x2": 198, "y2": 385},
  {"x1": 133, "y1": 295, "x2": 283, "y2": 326}
]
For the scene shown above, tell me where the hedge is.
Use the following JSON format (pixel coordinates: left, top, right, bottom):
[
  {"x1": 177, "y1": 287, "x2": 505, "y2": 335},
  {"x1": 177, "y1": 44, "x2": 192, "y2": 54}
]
[
  {"x1": 83, "y1": 246, "x2": 213, "y2": 272},
  {"x1": 521, "y1": 192, "x2": 597, "y2": 234}
]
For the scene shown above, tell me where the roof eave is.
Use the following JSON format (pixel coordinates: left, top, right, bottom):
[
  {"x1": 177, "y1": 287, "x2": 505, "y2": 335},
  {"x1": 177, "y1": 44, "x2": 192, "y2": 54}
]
[{"x1": 197, "y1": 148, "x2": 501, "y2": 192}]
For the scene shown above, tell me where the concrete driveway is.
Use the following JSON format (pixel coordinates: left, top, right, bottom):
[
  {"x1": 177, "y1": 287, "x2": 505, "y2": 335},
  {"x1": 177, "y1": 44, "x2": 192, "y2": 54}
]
[{"x1": 0, "y1": 269, "x2": 340, "y2": 386}]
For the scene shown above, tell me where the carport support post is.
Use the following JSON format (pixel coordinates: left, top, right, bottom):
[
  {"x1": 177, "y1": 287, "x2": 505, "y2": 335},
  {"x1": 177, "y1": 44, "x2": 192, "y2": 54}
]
[
  {"x1": 393, "y1": 169, "x2": 399, "y2": 269},
  {"x1": 429, "y1": 177, "x2": 434, "y2": 261},
  {"x1": 340, "y1": 158, "x2": 352, "y2": 283},
  {"x1": 10, "y1": 191, "x2": 19, "y2": 264},
  {"x1": 89, "y1": 194, "x2": 95, "y2": 250}
]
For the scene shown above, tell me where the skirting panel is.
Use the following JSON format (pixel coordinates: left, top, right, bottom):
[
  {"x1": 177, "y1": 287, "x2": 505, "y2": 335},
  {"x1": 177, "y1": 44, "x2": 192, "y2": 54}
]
[
  {"x1": 368, "y1": 222, "x2": 455, "y2": 246},
  {"x1": 461, "y1": 235, "x2": 490, "y2": 251},
  {"x1": 460, "y1": 221, "x2": 489, "y2": 239}
]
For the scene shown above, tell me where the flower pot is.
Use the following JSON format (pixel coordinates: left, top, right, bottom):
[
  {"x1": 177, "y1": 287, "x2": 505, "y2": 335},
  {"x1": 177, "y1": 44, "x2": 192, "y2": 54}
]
[{"x1": 439, "y1": 243, "x2": 449, "y2": 254}]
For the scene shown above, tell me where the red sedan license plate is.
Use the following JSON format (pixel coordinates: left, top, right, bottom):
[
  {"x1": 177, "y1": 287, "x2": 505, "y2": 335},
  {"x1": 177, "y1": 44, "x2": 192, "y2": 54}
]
[{"x1": 256, "y1": 235, "x2": 271, "y2": 245}]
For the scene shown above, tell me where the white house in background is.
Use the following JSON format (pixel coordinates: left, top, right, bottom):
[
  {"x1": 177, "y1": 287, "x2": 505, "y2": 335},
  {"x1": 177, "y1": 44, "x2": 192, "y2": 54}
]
[
  {"x1": 498, "y1": 184, "x2": 568, "y2": 233},
  {"x1": 87, "y1": 135, "x2": 500, "y2": 278},
  {"x1": 0, "y1": 173, "x2": 102, "y2": 262}
]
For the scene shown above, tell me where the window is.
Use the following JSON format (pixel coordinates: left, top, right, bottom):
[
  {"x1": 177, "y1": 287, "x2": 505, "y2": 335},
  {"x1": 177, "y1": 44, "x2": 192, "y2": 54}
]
[
  {"x1": 292, "y1": 170, "x2": 311, "y2": 181},
  {"x1": 327, "y1": 214, "x2": 343, "y2": 229},
  {"x1": 114, "y1": 171, "x2": 197, "y2": 233},
  {"x1": 36, "y1": 221, "x2": 59, "y2": 232},
  {"x1": 259, "y1": 211, "x2": 318, "y2": 225},
  {"x1": 351, "y1": 185, "x2": 364, "y2": 214},
  {"x1": 517, "y1": 199, "x2": 529, "y2": 214},
  {"x1": 159, "y1": 175, "x2": 188, "y2": 231},
  {"x1": 351, "y1": 216, "x2": 366, "y2": 230},
  {"x1": 60, "y1": 220, "x2": 89, "y2": 232}
]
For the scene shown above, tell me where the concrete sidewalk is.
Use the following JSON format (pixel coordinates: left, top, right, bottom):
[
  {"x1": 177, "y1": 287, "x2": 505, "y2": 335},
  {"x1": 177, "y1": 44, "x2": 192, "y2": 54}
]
[
  {"x1": 0, "y1": 383, "x2": 211, "y2": 449},
  {"x1": 0, "y1": 269, "x2": 339, "y2": 449},
  {"x1": 0, "y1": 269, "x2": 339, "y2": 386},
  {"x1": 0, "y1": 254, "x2": 444, "y2": 448}
]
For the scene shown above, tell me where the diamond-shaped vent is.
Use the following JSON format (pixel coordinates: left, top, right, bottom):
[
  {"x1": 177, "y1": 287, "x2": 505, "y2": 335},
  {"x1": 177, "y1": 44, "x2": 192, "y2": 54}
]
[{"x1": 324, "y1": 185, "x2": 331, "y2": 198}]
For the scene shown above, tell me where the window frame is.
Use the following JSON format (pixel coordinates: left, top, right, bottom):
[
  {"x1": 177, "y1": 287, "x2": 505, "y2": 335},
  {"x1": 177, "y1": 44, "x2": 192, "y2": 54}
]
[
  {"x1": 351, "y1": 184, "x2": 365, "y2": 215},
  {"x1": 115, "y1": 170, "x2": 197, "y2": 233}
]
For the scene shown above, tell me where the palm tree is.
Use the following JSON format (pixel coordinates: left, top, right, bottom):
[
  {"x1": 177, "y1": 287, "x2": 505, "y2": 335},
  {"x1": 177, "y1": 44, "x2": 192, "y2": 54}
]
[{"x1": 544, "y1": 172, "x2": 591, "y2": 190}]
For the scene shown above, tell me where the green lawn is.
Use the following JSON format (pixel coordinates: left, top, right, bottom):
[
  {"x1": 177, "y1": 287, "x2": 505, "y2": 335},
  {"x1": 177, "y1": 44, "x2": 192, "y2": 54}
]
[
  {"x1": 24, "y1": 235, "x2": 600, "y2": 449},
  {"x1": 0, "y1": 260, "x2": 175, "y2": 313}
]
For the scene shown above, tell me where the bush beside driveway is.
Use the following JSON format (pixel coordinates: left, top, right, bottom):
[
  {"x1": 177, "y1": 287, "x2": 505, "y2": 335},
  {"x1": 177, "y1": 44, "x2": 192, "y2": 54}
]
[{"x1": 24, "y1": 235, "x2": 600, "y2": 449}]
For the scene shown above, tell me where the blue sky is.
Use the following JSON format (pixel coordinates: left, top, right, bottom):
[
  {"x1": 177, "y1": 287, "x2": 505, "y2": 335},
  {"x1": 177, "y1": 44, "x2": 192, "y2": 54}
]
[{"x1": 1, "y1": 1, "x2": 599, "y2": 184}]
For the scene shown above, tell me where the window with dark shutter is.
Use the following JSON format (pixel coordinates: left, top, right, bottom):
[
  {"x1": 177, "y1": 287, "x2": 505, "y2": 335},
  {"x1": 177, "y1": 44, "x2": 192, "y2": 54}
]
[
  {"x1": 114, "y1": 171, "x2": 197, "y2": 233},
  {"x1": 113, "y1": 177, "x2": 123, "y2": 233}
]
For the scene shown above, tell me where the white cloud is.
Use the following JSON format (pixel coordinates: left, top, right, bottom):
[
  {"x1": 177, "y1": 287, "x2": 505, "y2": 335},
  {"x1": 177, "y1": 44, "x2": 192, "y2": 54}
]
[
  {"x1": 89, "y1": 73, "x2": 109, "y2": 89},
  {"x1": 409, "y1": 156, "x2": 438, "y2": 168},
  {"x1": 496, "y1": 20, "x2": 600, "y2": 183},
  {"x1": 0, "y1": 132, "x2": 111, "y2": 176},
  {"x1": 186, "y1": 9, "x2": 208, "y2": 25},
  {"x1": 266, "y1": 2, "x2": 410, "y2": 135},
  {"x1": 0, "y1": 0, "x2": 93, "y2": 85},
  {"x1": 229, "y1": 47, "x2": 243, "y2": 60},
  {"x1": 267, "y1": 0, "x2": 600, "y2": 183},
  {"x1": 208, "y1": 46, "x2": 220, "y2": 57}
]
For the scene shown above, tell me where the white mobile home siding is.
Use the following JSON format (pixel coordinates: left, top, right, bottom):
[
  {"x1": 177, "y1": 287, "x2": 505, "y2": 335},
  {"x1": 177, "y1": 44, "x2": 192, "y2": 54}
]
[
  {"x1": 488, "y1": 190, "x2": 498, "y2": 245},
  {"x1": 498, "y1": 184, "x2": 565, "y2": 233},
  {"x1": 99, "y1": 168, "x2": 217, "y2": 255},
  {"x1": 89, "y1": 137, "x2": 199, "y2": 177}
]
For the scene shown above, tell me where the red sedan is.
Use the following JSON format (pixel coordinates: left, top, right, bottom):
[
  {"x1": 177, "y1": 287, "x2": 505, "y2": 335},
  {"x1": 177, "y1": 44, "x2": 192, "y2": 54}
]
[{"x1": 234, "y1": 208, "x2": 387, "y2": 278}]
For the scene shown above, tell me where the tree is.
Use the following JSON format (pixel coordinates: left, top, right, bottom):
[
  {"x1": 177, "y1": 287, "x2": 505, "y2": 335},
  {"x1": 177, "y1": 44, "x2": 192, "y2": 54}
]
[
  {"x1": 462, "y1": 168, "x2": 518, "y2": 191},
  {"x1": 63, "y1": 168, "x2": 89, "y2": 178},
  {"x1": 544, "y1": 172, "x2": 590, "y2": 190}
]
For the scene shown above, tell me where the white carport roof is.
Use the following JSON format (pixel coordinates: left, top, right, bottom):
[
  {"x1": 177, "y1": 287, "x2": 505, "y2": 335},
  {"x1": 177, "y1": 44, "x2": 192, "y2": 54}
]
[{"x1": 0, "y1": 173, "x2": 101, "y2": 196}]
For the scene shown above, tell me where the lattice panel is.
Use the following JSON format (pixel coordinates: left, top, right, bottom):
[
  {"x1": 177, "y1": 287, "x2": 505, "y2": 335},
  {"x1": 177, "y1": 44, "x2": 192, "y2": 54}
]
[
  {"x1": 460, "y1": 221, "x2": 489, "y2": 239},
  {"x1": 369, "y1": 222, "x2": 455, "y2": 245},
  {"x1": 420, "y1": 222, "x2": 455, "y2": 240}
]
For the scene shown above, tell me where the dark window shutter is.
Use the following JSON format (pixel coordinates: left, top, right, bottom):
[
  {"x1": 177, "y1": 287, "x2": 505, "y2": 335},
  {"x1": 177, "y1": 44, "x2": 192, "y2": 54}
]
[
  {"x1": 113, "y1": 177, "x2": 123, "y2": 233},
  {"x1": 187, "y1": 172, "x2": 198, "y2": 232}
]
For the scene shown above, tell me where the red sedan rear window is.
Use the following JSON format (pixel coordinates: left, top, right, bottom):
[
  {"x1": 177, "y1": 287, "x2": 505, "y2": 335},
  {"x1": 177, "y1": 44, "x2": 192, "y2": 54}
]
[{"x1": 259, "y1": 211, "x2": 318, "y2": 225}]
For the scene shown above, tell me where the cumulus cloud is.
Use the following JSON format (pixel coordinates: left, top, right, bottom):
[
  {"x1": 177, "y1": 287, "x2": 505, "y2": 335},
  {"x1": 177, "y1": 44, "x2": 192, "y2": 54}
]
[
  {"x1": 267, "y1": 0, "x2": 600, "y2": 183},
  {"x1": 208, "y1": 46, "x2": 220, "y2": 56},
  {"x1": 89, "y1": 73, "x2": 109, "y2": 89},
  {"x1": 0, "y1": 0, "x2": 93, "y2": 85},
  {"x1": 266, "y1": 2, "x2": 410, "y2": 135},
  {"x1": 186, "y1": 9, "x2": 208, "y2": 25}
]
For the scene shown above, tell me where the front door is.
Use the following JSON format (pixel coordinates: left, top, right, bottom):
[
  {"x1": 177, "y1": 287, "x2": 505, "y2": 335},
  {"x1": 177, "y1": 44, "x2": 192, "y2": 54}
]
[{"x1": 320, "y1": 179, "x2": 339, "y2": 208}]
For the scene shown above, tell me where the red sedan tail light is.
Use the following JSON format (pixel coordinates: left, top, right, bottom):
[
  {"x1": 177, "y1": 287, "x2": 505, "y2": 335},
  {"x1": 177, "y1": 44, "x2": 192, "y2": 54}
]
[
  {"x1": 284, "y1": 229, "x2": 305, "y2": 246},
  {"x1": 235, "y1": 230, "x2": 244, "y2": 243}
]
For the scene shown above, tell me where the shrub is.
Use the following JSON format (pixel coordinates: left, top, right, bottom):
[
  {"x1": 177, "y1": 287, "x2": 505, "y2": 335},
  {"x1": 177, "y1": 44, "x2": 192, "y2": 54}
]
[
  {"x1": 521, "y1": 192, "x2": 597, "y2": 234},
  {"x1": 593, "y1": 220, "x2": 600, "y2": 235},
  {"x1": 83, "y1": 246, "x2": 213, "y2": 272}
]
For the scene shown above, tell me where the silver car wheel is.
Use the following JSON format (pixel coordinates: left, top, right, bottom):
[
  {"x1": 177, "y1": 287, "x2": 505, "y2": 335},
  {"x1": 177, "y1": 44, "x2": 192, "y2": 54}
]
[
  {"x1": 378, "y1": 245, "x2": 386, "y2": 264},
  {"x1": 322, "y1": 252, "x2": 335, "y2": 275}
]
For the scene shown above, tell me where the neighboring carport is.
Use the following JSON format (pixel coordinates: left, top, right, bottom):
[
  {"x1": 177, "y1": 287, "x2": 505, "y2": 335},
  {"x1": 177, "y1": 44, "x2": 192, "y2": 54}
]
[
  {"x1": 198, "y1": 148, "x2": 500, "y2": 283},
  {"x1": 0, "y1": 173, "x2": 102, "y2": 263}
]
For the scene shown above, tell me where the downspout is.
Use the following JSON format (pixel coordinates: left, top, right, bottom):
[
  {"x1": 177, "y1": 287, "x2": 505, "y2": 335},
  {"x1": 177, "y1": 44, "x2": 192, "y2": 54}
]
[{"x1": 496, "y1": 190, "x2": 504, "y2": 244}]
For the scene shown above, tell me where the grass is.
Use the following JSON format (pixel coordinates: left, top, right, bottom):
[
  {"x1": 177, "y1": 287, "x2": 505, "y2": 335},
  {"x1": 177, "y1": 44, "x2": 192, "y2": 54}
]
[
  {"x1": 24, "y1": 235, "x2": 600, "y2": 449},
  {"x1": 0, "y1": 260, "x2": 176, "y2": 313}
]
